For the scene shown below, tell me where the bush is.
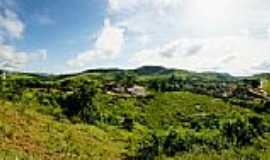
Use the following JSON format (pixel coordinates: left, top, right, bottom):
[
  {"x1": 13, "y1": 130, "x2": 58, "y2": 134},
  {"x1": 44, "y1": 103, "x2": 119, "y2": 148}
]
[
  {"x1": 220, "y1": 112, "x2": 267, "y2": 146},
  {"x1": 60, "y1": 81, "x2": 99, "y2": 124},
  {"x1": 135, "y1": 133, "x2": 161, "y2": 160}
]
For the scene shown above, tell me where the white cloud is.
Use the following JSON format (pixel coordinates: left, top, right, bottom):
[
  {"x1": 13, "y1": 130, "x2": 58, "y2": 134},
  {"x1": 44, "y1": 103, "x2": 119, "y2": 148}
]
[
  {"x1": 105, "y1": 0, "x2": 270, "y2": 75},
  {"x1": 67, "y1": 19, "x2": 125, "y2": 67},
  {"x1": 108, "y1": 0, "x2": 183, "y2": 14},
  {"x1": 108, "y1": 0, "x2": 270, "y2": 39},
  {"x1": 0, "y1": 9, "x2": 24, "y2": 39},
  {"x1": 0, "y1": 44, "x2": 47, "y2": 69},
  {"x1": 95, "y1": 19, "x2": 125, "y2": 57},
  {"x1": 132, "y1": 36, "x2": 270, "y2": 76},
  {"x1": 0, "y1": 3, "x2": 47, "y2": 70},
  {"x1": 67, "y1": 50, "x2": 97, "y2": 68},
  {"x1": 110, "y1": 0, "x2": 183, "y2": 41},
  {"x1": 254, "y1": 62, "x2": 270, "y2": 72}
]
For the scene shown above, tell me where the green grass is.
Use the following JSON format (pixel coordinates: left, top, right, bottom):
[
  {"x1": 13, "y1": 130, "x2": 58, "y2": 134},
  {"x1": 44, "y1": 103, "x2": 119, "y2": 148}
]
[
  {"x1": 263, "y1": 79, "x2": 270, "y2": 94},
  {"x1": 0, "y1": 101, "x2": 128, "y2": 160},
  {"x1": 1, "y1": 90, "x2": 270, "y2": 159},
  {"x1": 144, "y1": 92, "x2": 249, "y2": 129}
]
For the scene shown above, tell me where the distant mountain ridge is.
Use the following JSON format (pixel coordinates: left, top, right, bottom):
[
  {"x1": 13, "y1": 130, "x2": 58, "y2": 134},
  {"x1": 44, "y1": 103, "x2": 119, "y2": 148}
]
[{"x1": 1, "y1": 66, "x2": 270, "y2": 81}]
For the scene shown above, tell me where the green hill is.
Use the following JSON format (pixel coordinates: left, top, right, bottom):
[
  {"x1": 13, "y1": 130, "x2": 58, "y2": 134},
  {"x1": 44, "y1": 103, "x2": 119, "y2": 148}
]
[{"x1": 1, "y1": 66, "x2": 270, "y2": 159}]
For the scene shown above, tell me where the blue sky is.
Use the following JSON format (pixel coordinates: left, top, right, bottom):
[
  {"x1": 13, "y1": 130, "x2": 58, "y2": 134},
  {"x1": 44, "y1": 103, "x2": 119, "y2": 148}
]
[
  {"x1": 1, "y1": 0, "x2": 270, "y2": 75},
  {"x1": 6, "y1": 0, "x2": 107, "y2": 73}
]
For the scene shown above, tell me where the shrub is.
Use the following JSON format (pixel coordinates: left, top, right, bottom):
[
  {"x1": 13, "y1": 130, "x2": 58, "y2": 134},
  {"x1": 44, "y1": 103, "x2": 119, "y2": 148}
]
[
  {"x1": 220, "y1": 112, "x2": 267, "y2": 146},
  {"x1": 135, "y1": 133, "x2": 161, "y2": 160},
  {"x1": 61, "y1": 81, "x2": 99, "y2": 124}
]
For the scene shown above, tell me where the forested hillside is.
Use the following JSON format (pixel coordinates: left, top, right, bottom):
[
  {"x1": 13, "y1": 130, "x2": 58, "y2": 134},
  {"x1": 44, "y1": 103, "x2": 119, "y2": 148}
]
[{"x1": 1, "y1": 66, "x2": 270, "y2": 159}]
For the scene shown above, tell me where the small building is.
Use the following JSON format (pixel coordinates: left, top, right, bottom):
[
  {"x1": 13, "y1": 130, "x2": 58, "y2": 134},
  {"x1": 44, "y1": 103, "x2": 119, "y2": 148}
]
[
  {"x1": 105, "y1": 83, "x2": 125, "y2": 93},
  {"x1": 105, "y1": 82, "x2": 147, "y2": 96},
  {"x1": 127, "y1": 85, "x2": 147, "y2": 96}
]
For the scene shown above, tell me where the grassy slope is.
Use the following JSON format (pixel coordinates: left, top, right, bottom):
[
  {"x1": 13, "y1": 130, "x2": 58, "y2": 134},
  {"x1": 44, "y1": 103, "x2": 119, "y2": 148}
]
[
  {"x1": 144, "y1": 92, "x2": 247, "y2": 129},
  {"x1": 2, "y1": 69, "x2": 270, "y2": 160},
  {"x1": 141, "y1": 92, "x2": 270, "y2": 160},
  {"x1": 0, "y1": 101, "x2": 128, "y2": 160}
]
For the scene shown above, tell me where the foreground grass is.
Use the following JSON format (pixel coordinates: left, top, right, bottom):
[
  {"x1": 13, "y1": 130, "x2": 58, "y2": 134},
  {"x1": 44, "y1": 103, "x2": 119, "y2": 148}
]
[
  {"x1": 1, "y1": 91, "x2": 270, "y2": 159},
  {"x1": 0, "y1": 101, "x2": 127, "y2": 160}
]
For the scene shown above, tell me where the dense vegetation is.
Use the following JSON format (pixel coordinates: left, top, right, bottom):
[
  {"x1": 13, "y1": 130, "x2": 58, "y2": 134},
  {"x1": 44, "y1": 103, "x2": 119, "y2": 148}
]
[{"x1": 1, "y1": 66, "x2": 270, "y2": 159}]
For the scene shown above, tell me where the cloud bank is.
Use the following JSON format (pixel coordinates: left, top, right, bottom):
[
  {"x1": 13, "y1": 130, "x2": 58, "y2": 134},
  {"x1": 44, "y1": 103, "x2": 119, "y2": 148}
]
[{"x1": 67, "y1": 0, "x2": 270, "y2": 75}]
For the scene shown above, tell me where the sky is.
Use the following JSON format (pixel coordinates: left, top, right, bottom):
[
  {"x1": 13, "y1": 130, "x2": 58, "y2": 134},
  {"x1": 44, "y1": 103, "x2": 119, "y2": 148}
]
[{"x1": 1, "y1": 0, "x2": 270, "y2": 75}]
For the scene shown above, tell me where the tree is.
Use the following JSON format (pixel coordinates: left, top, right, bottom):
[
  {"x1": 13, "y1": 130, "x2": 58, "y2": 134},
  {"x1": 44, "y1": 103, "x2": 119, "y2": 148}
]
[
  {"x1": 63, "y1": 81, "x2": 98, "y2": 123},
  {"x1": 220, "y1": 113, "x2": 266, "y2": 146},
  {"x1": 136, "y1": 133, "x2": 160, "y2": 160},
  {"x1": 163, "y1": 129, "x2": 192, "y2": 156},
  {"x1": 122, "y1": 114, "x2": 134, "y2": 131}
]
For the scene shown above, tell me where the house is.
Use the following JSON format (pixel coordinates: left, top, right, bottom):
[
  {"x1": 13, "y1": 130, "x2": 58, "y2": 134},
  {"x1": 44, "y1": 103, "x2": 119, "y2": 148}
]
[
  {"x1": 105, "y1": 83, "x2": 147, "y2": 97},
  {"x1": 104, "y1": 83, "x2": 125, "y2": 93},
  {"x1": 127, "y1": 85, "x2": 147, "y2": 96}
]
